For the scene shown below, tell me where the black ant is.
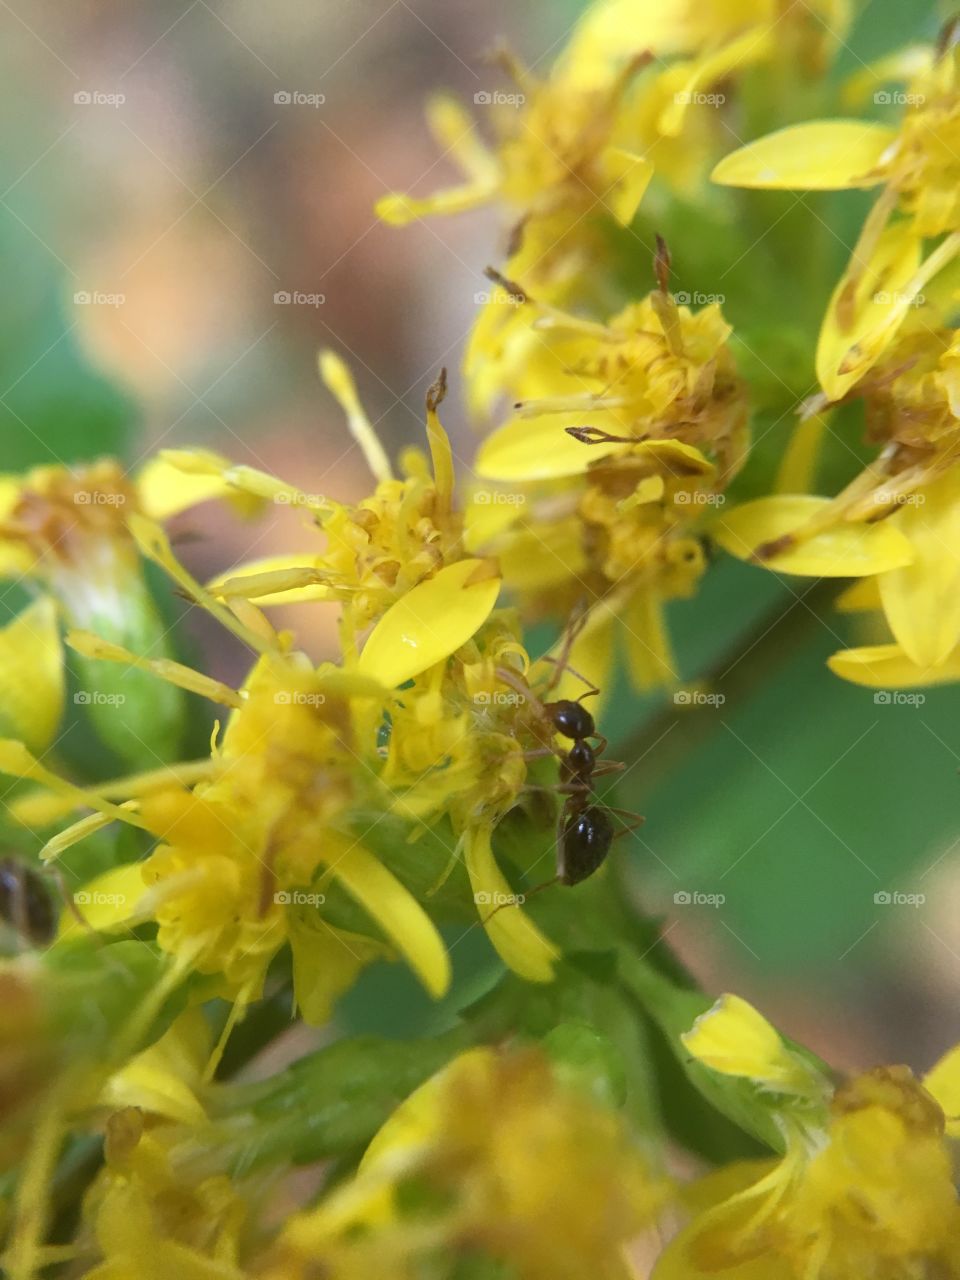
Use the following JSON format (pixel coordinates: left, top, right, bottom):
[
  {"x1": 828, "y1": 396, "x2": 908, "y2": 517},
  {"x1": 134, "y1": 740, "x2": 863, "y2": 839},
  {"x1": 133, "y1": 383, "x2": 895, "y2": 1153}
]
[{"x1": 492, "y1": 613, "x2": 644, "y2": 905}]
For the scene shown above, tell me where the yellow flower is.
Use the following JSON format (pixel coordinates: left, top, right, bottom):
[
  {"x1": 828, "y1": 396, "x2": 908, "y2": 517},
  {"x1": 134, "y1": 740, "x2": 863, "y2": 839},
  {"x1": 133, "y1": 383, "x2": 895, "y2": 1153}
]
[
  {"x1": 713, "y1": 34, "x2": 960, "y2": 398},
  {"x1": 472, "y1": 268, "x2": 748, "y2": 693},
  {"x1": 80, "y1": 1105, "x2": 250, "y2": 1280},
  {"x1": 264, "y1": 1046, "x2": 667, "y2": 1280},
  {"x1": 714, "y1": 326, "x2": 960, "y2": 686},
  {"x1": 658, "y1": 996, "x2": 960, "y2": 1279},
  {"x1": 183, "y1": 354, "x2": 502, "y2": 673}
]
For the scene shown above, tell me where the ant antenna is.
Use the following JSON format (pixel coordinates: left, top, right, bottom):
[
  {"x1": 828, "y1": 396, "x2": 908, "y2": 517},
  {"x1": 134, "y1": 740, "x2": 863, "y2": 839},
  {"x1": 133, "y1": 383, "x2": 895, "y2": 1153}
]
[{"x1": 541, "y1": 601, "x2": 592, "y2": 698}]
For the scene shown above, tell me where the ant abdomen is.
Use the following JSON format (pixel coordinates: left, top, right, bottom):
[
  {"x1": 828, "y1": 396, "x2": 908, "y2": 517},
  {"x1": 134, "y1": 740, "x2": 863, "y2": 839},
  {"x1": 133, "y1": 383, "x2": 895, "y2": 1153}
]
[{"x1": 560, "y1": 806, "x2": 614, "y2": 886}]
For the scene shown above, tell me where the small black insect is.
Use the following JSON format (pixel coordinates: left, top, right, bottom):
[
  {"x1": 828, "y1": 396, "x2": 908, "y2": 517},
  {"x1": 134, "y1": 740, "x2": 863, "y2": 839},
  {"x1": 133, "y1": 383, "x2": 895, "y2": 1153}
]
[
  {"x1": 0, "y1": 857, "x2": 57, "y2": 947},
  {"x1": 492, "y1": 610, "x2": 644, "y2": 907}
]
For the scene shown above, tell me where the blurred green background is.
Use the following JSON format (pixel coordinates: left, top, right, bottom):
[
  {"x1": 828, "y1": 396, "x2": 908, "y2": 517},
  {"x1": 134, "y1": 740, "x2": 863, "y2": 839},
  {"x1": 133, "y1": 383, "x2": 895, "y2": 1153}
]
[{"x1": 1, "y1": 0, "x2": 956, "y2": 1070}]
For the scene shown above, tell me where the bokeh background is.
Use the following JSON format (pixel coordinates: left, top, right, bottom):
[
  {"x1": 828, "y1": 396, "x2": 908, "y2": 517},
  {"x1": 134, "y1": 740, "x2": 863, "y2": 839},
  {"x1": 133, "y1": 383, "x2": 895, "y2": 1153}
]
[{"x1": 1, "y1": 0, "x2": 958, "y2": 1072}]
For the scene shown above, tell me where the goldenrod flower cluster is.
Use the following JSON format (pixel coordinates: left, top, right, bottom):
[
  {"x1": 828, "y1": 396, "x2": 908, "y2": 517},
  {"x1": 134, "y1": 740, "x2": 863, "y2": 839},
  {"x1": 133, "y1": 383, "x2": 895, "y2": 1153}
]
[{"x1": 1, "y1": 2, "x2": 959, "y2": 1278}]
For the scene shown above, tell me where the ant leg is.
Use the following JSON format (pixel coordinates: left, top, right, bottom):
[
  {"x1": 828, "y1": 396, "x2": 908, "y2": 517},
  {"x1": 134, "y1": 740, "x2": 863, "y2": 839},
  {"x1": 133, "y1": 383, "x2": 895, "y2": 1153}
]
[
  {"x1": 541, "y1": 603, "x2": 590, "y2": 697},
  {"x1": 540, "y1": 656, "x2": 600, "y2": 700},
  {"x1": 591, "y1": 760, "x2": 626, "y2": 777},
  {"x1": 480, "y1": 875, "x2": 559, "y2": 925},
  {"x1": 605, "y1": 806, "x2": 646, "y2": 838}
]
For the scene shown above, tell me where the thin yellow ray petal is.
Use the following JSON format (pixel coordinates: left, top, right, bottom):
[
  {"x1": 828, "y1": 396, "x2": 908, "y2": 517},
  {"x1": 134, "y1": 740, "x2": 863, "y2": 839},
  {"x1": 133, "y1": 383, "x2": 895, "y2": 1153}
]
[
  {"x1": 66, "y1": 631, "x2": 244, "y2": 707},
  {"x1": 923, "y1": 1042, "x2": 960, "y2": 1138},
  {"x1": 357, "y1": 559, "x2": 501, "y2": 687},
  {"x1": 712, "y1": 120, "x2": 896, "y2": 190},
  {"x1": 12, "y1": 759, "x2": 215, "y2": 828},
  {"x1": 375, "y1": 182, "x2": 496, "y2": 226},
  {"x1": 0, "y1": 740, "x2": 152, "y2": 832},
  {"x1": 319, "y1": 350, "x2": 393, "y2": 483},
  {"x1": 827, "y1": 643, "x2": 960, "y2": 689},
  {"x1": 60, "y1": 862, "x2": 150, "y2": 938},
  {"x1": 712, "y1": 496, "x2": 914, "y2": 577},
  {"x1": 879, "y1": 471, "x2": 960, "y2": 667},
  {"x1": 40, "y1": 803, "x2": 140, "y2": 862},
  {"x1": 463, "y1": 822, "x2": 558, "y2": 983},
  {"x1": 425, "y1": 94, "x2": 497, "y2": 184},
  {"x1": 318, "y1": 831, "x2": 450, "y2": 998},
  {"x1": 135, "y1": 455, "x2": 236, "y2": 520},
  {"x1": 208, "y1": 554, "x2": 332, "y2": 605},
  {"x1": 601, "y1": 148, "x2": 653, "y2": 225},
  {"x1": 128, "y1": 514, "x2": 276, "y2": 654},
  {"x1": 476, "y1": 414, "x2": 628, "y2": 481}
]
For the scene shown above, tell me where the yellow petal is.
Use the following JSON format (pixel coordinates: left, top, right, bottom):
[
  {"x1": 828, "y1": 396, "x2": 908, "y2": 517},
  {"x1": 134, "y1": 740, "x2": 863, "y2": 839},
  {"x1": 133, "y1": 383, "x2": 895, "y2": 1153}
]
[
  {"x1": 552, "y1": 599, "x2": 618, "y2": 707},
  {"x1": 318, "y1": 830, "x2": 450, "y2": 999},
  {"x1": 827, "y1": 643, "x2": 960, "y2": 689},
  {"x1": 624, "y1": 589, "x2": 679, "y2": 690},
  {"x1": 135, "y1": 455, "x2": 237, "y2": 520},
  {"x1": 600, "y1": 148, "x2": 653, "y2": 225},
  {"x1": 923, "y1": 1042, "x2": 960, "y2": 1139},
  {"x1": 476, "y1": 413, "x2": 626, "y2": 481},
  {"x1": 0, "y1": 597, "x2": 64, "y2": 754},
  {"x1": 835, "y1": 577, "x2": 882, "y2": 612},
  {"x1": 463, "y1": 822, "x2": 558, "y2": 983},
  {"x1": 425, "y1": 94, "x2": 497, "y2": 184},
  {"x1": 476, "y1": 415, "x2": 713, "y2": 483},
  {"x1": 290, "y1": 917, "x2": 387, "y2": 1026},
  {"x1": 60, "y1": 861, "x2": 149, "y2": 938},
  {"x1": 497, "y1": 520, "x2": 588, "y2": 591},
  {"x1": 879, "y1": 472, "x2": 960, "y2": 667},
  {"x1": 712, "y1": 496, "x2": 914, "y2": 577},
  {"x1": 775, "y1": 413, "x2": 830, "y2": 495},
  {"x1": 816, "y1": 221, "x2": 923, "y2": 401},
  {"x1": 357, "y1": 559, "x2": 501, "y2": 687},
  {"x1": 319, "y1": 350, "x2": 393, "y2": 484},
  {"x1": 682, "y1": 994, "x2": 825, "y2": 1096},
  {"x1": 711, "y1": 121, "x2": 896, "y2": 190},
  {"x1": 208, "y1": 554, "x2": 332, "y2": 605},
  {"x1": 375, "y1": 182, "x2": 495, "y2": 226},
  {"x1": 841, "y1": 45, "x2": 933, "y2": 109},
  {"x1": 101, "y1": 1009, "x2": 210, "y2": 1124}
]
